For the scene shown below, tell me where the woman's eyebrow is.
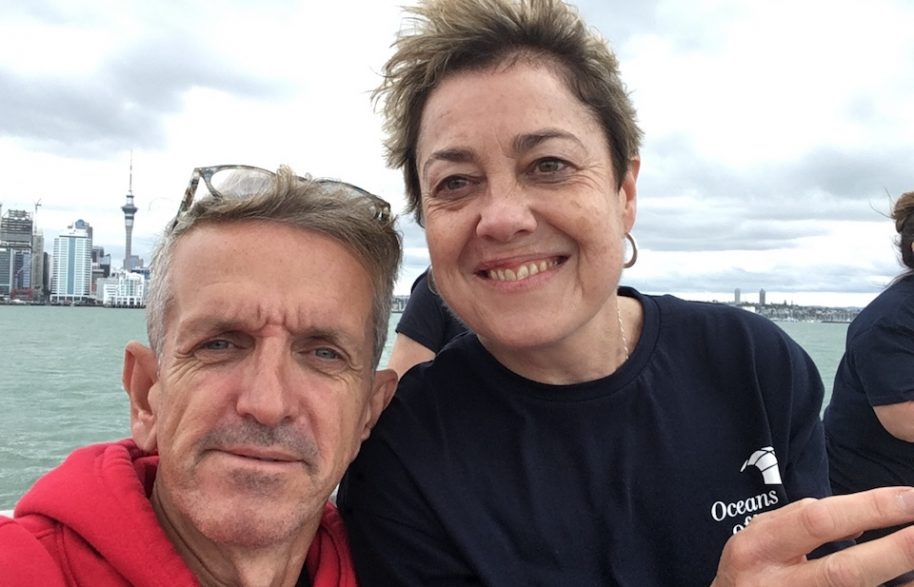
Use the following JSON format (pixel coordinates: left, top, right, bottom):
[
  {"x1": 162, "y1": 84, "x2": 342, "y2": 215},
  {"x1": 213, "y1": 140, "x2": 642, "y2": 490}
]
[
  {"x1": 512, "y1": 128, "x2": 583, "y2": 154},
  {"x1": 421, "y1": 147, "x2": 476, "y2": 179}
]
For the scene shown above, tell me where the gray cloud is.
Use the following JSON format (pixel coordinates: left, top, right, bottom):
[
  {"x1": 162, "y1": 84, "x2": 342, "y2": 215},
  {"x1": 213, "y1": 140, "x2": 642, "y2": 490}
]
[
  {"x1": 0, "y1": 12, "x2": 289, "y2": 157},
  {"x1": 397, "y1": 216, "x2": 427, "y2": 250},
  {"x1": 644, "y1": 135, "x2": 911, "y2": 206},
  {"x1": 575, "y1": 0, "x2": 661, "y2": 48},
  {"x1": 632, "y1": 133, "x2": 910, "y2": 253},
  {"x1": 396, "y1": 216, "x2": 431, "y2": 283}
]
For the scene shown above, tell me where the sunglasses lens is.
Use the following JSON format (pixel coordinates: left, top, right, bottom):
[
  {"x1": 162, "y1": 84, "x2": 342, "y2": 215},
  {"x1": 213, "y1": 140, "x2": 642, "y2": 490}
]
[
  {"x1": 178, "y1": 167, "x2": 392, "y2": 230},
  {"x1": 318, "y1": 180, "x2": 392, "y2": 222},
  {"x1": 209, "y1": 168, "x2": 275, "y2": 199}
]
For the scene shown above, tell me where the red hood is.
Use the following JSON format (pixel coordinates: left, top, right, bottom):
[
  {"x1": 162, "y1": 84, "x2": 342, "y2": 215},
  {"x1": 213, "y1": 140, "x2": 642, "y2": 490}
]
[
  {"x1": 15, "y1": 439, "x2": 197, "y2": 585},
  {"x1": 13, "y1": 439, "x2": 356, "y2": 586}
]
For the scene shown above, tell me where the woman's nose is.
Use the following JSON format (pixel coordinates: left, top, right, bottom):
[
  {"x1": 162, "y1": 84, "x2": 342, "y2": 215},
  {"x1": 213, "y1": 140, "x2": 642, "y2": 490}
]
[{"x1": 475, "y1": 180, "x2": 537, "y2": 242}]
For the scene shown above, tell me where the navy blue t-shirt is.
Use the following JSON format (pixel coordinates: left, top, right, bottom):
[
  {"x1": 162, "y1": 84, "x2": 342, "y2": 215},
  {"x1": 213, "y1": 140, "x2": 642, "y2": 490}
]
[
  {"x1": 339, "y1": 288, "x2": 833, "y2": 586},
  {"x1": 824, "y1": 275, "x2": 914, "y2": 496},
  {"x1": 396, "y1": 269, "x2": 468, "y2": 353}
]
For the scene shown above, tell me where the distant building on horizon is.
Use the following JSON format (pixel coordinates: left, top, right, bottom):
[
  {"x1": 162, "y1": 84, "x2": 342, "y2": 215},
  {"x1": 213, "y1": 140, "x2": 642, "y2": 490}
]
[
  {"x1": 759, "y1": 288, "x2": 767, "y2": 306},
  {"x1": 734, "y1": 288, "x2": 741, "y2": 304},
  {"x1": 51, "y1": 220, "x2": 92, "y2": 304}
]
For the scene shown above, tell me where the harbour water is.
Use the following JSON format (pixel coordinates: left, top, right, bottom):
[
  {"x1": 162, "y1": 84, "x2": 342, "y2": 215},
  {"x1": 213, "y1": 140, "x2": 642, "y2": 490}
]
[{"x1": 0, "y1": 306, "x2": 847, "y2": 509}]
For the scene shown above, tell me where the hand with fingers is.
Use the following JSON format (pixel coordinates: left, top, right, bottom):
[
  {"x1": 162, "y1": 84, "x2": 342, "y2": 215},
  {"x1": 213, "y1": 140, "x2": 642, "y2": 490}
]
[{"x1": 711, "y1": 487, "x2": 914, "y2": 587}]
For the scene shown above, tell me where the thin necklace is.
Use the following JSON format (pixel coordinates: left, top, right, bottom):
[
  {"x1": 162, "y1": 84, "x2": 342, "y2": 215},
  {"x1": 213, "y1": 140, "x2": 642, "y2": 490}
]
[{"x1": 617, "y1": 303, "x2": 630, "y2": 361}]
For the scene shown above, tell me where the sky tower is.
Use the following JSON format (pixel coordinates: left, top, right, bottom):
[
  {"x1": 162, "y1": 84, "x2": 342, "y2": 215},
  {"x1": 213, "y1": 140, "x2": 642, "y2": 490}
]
[{"x1": 121, "y1": 154, "x2": 138, "y2": 271}]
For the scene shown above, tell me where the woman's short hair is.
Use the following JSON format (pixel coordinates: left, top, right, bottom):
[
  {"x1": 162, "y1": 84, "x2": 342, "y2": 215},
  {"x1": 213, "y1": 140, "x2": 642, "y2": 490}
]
[
  {"x1": 892, "y1": 190, "x2": 914, "y2": 272},
  {"x1": 377, "y1": 0, "x2": 643, "y2": 225}
]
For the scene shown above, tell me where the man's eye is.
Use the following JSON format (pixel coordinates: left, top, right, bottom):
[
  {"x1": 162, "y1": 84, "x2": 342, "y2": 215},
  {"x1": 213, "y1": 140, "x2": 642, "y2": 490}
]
[
  {"x1": 314, "y1": 347, "x2": 341, "y2": 360},
  {"x1": 202, "y1": 339, "x2": 233, "y2": 351}
]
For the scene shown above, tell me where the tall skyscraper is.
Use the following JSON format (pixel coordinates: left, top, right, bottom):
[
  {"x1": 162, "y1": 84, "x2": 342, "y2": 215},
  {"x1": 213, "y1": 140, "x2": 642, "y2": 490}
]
[
  {"x1": 31, "y1": 232, "x2": 45, "y2": 298},
  {"x1": 31, "y1": 200, "x2": 45, "y2": 299},
  {"x1": 51, "y1": 220, "x2": 92, "y2": 303},
  {"x1": 0, "y1": 208, "x2": 34, "y2": 298},
  {"x1": 121, "y1": 156, "x2": 138, "y2": 271},
  {"x1": 759, "y1": 288, "x2": 767, "y2": 306}
]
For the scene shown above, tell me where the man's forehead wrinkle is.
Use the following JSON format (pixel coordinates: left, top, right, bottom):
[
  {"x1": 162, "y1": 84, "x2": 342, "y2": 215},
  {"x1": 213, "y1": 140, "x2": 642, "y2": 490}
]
[{"x1": 176, "y1": 304, "x2": 360, "y2": 346}]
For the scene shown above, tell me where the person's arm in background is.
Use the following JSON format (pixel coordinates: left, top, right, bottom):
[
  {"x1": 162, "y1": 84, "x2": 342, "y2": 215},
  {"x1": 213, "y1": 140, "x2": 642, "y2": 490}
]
[
  {"x1": 856, "y1": 318, "x2": 914, "y2": 442},
  {"x1": 387, "y1": 333, "x2": 436, "y2": 379},
  {"x1": 875, "y1": 402, "x2": 914, "y2": 442},
  {"x1": 388, "y1": 268, "x2": 468, "y2": 377}
]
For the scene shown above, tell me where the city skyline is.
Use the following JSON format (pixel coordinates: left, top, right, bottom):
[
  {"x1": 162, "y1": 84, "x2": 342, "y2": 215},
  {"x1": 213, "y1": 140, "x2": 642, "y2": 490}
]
[{"x1": 0, "y1": 173, "x2": 891, "y2": 309}]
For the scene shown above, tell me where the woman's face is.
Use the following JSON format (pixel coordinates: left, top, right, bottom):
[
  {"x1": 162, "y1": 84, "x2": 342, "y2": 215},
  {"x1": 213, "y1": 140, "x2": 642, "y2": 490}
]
[{"x1": 415, "y1": 61, "x2": 638, "y2": 353}]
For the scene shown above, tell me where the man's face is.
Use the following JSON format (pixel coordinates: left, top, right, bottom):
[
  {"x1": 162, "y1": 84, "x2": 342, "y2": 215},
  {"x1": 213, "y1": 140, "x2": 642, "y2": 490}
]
[{"x1": 126, "y1": 220, "x2": 394, "y2": 549}]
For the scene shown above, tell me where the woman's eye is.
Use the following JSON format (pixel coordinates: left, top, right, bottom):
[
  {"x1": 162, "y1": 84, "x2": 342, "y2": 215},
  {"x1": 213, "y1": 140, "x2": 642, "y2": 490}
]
[
  {"x1": 443, "y1": 176, "x2": 468, "y2": 191},
  {"x1": 431, "y1": 175, "x2": 478, "y2": 200},
  {"x1": 533, "y1": 158, "x2": 567, "y2": 174}
]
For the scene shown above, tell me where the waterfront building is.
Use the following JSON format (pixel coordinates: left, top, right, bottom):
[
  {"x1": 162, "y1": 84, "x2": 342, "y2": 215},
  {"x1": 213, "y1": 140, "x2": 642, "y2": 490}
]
[
  {"x1": 92, "y1": 246, "x2": 111, "y2": 276},
  {"x1": 51, "y1": 220, "x2": 92, "y2": 304},
  {"x1": 91, "y1": 246, "x2": 112, "y2": 295},
  {"x1": 1, "y1": 209, "x2": 32, "y2": 245},
  {"x1": 129, "y1": 266, "x2": 151, "y2": 280},
  {"x1": 97, "y1": 270, "x2": 147, "y2": 307},
  {"x1": 0, "y1": 249, "x2": 31, "y2": 297},
  {"x1": 31, "y1": 232, "x2": 46, "y2": 300},
  {"x1": 392, "y1": 295, "x2": 409, "y2": 313},
  {"x1": 0, "y1": 209, "x2": 36, "y2": 299},
  {"x1": 734, "y1": 288, "x2": 741, "y2": 304},
  {"x1": 759, "y1": 288, "x2": 767, "y2": 306}
]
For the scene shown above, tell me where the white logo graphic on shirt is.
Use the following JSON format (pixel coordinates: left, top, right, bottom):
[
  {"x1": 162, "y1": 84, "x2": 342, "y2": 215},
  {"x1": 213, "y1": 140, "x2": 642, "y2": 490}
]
[
  {"x1": 740, "y1": 446, "x2": 782, "y2": 485},
  {"x1": 708, "y1": 447, "x2": 784, "y2": 534}
]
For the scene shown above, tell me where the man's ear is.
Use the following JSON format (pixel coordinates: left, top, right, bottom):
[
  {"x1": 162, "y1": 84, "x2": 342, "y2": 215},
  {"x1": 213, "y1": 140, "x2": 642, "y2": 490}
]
[
  {"x1": 123, "y1": 341, "x2": 160, "y2": 452},
  {"x1": 360, "y1": 368, "x2": 398, "y2": 442}
]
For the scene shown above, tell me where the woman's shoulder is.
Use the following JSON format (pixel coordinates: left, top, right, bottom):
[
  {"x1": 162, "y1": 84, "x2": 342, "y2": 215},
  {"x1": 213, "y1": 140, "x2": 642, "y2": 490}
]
[
  {"x1": 649, "y1": 292, "x2": 782, "y2": 332},
  {"x1": 849, "y1": 276, "x2": 914, "y2": 341},
  {"x1": 391, "y1": 334, "x2": 490, "y2": 406},
  {"x1": 871, "y1": 276, "x2": 914, "y2": 318}
]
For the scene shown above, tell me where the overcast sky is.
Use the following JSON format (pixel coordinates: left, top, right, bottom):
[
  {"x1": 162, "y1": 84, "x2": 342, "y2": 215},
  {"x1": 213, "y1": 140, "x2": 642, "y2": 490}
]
[{"x1": 1, "y1": 0, "x2": 912, "y2": 306}]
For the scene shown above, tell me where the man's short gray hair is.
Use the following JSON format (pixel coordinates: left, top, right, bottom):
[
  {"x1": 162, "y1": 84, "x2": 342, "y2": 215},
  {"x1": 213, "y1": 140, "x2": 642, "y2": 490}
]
[{"x1": 145, "y1": 166, "x2": 402, "y2": 367}]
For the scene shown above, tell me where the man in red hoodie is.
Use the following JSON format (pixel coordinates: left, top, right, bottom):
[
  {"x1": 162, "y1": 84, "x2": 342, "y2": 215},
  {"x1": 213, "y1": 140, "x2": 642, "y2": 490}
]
[{"x1": 0, "y1": 165, "x2": 401, "y2": 587}]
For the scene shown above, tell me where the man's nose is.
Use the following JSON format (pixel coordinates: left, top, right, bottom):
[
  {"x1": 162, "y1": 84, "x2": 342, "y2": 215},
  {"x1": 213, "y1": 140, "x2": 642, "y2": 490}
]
[{"x1": 235, "y1": 343, "x2": 297, "y2": 427}]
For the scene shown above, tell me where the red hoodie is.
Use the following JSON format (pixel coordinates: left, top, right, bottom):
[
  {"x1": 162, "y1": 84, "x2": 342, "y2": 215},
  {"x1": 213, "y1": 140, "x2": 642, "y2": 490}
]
[{"x1": 0, "y1": 439, "x2": 357, "y2": 587}]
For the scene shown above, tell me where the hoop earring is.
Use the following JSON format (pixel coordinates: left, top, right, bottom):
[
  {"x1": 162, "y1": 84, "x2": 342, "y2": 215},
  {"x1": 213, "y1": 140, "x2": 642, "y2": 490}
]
[{"x1": 624, "y1": 233, "x2": 638, "y2": 269}]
